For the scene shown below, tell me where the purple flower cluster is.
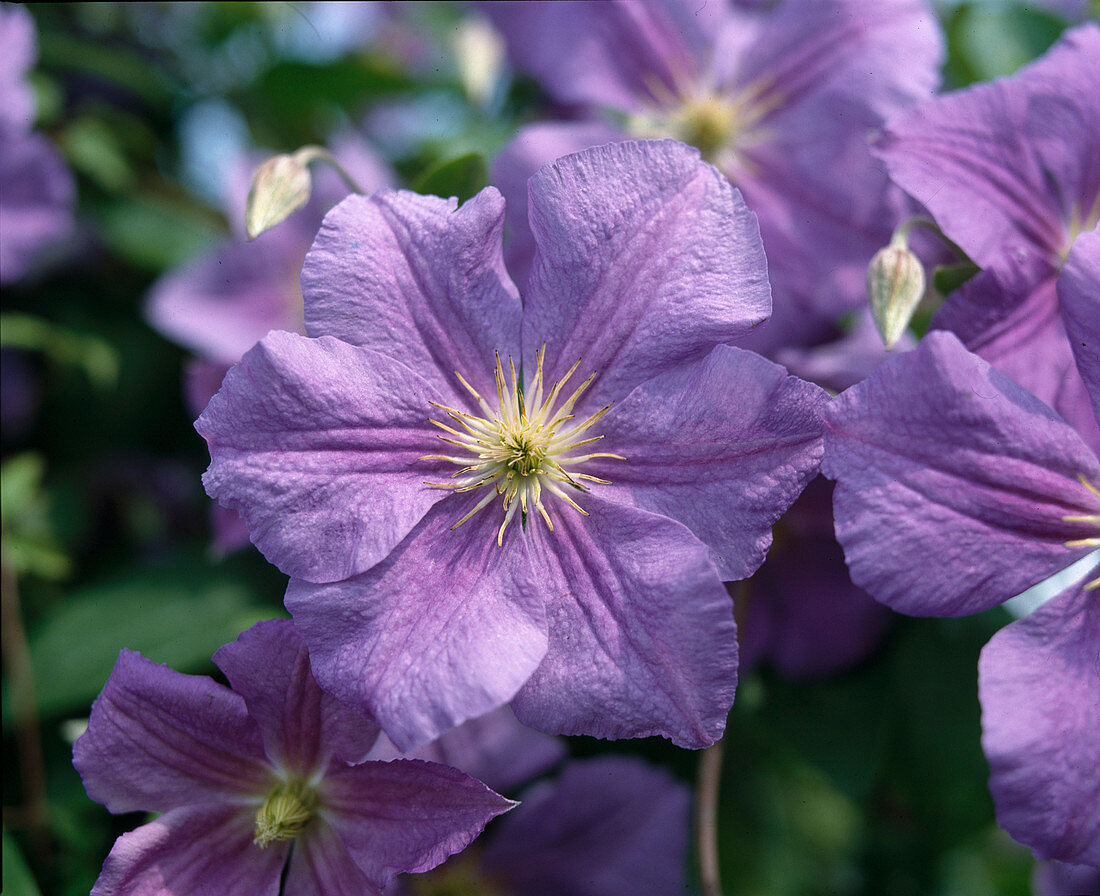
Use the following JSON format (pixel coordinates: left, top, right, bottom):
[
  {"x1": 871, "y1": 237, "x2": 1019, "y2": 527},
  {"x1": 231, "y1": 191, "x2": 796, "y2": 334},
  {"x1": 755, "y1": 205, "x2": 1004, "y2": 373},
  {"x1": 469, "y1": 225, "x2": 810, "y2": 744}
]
[{"x1": 70, "y1": 3, "x2": 1100, "y2": 889}]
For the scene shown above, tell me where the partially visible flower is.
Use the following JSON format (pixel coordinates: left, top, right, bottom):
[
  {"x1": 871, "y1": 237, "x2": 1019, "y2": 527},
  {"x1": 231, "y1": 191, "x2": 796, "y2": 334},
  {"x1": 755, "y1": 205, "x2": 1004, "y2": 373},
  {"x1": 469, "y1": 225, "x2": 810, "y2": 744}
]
[
  {"x1": 73, "y1": 620, "x2": 513, "y2": 896},
  {"x1": 387, "y1": 757, "x2": 690, "y2": 896},
  {"x1": 876, "y1": 22, "x2": 1100, "y2": 450},
  {"x1": 485, "y1": 0, "x2": 943, "y2": 352},
  {"x1": 0, "y1": 3, "x2": 74, "y2": 284},
  {"x1": 822, "y1": 310, "x2": 1100, "y2": 863},
  {"x1": 198, "y1": 140, "x2": 827, "y2": 751}
]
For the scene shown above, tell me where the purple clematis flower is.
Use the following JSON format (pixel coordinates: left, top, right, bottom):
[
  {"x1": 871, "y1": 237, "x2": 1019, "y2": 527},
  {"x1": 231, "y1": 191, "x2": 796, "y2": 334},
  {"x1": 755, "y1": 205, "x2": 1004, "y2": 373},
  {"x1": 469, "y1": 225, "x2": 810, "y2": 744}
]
[
  {"x1": 73, "y1": 619, "x2": 513, "y2": 896},
  {"x1": 822, "y1": 306, "x2": 1100, "y2": 862},
  {"x1": 0, "y1": 3, "x2": 74, "y2": 284},
  {"x1": 485, "y1": 0, "x2": 943, "y2": 352},
  {"x1": 197, "y1": 139, "x2": 827, "y2": 751},
  {"x1": 876, "y1": 22, "x2": 1100, "y2": 451}
]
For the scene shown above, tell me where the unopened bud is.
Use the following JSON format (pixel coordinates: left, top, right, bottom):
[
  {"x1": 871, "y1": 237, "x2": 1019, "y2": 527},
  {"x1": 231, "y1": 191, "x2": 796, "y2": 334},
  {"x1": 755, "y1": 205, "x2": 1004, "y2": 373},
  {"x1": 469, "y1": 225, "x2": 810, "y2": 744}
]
[
  {"x1": 867, "y1": 243, "x2": 925, "y2": 350},
  {"x1": 245, "y1": 152, "x2": 314, "y2": 240}
]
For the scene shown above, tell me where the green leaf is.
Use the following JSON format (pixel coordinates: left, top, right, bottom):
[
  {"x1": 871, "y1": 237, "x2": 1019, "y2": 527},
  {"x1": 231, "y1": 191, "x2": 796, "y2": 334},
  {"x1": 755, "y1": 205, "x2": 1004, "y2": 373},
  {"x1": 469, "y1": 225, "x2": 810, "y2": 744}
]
[
  {"x1": 2, "y1": 831, "x2": 43, "y2": 896},
  {"x1": 27, "y1": 566, "x2": 275, "y2": 718},
  {"x1": 96, "y1": 195, "x2": 221, "y2": 271},
  {"x1": 412, "y1": 153, "x2": 487, "y2": 205},
  {"x1": 933, "y1": 263, "x2": 981, "y2": 297},
  {"x1": 0, "y1": 314, "x2": 119, "y2": 390}
]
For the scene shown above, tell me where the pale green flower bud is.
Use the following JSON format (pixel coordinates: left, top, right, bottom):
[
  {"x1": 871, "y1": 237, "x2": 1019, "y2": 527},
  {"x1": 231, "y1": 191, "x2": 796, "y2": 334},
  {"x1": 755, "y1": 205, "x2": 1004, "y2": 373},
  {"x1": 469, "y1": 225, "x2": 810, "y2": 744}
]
[{"x1": 867, "y1": 242, "x2": 925, "y2": 350}]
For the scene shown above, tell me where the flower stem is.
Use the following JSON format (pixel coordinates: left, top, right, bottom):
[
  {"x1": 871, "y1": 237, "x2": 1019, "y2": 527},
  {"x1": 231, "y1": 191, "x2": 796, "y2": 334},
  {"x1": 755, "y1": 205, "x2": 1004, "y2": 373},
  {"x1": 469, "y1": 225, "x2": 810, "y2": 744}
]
[{"x1": 696, "y1": 737, "x2": 725, "y2": 896}]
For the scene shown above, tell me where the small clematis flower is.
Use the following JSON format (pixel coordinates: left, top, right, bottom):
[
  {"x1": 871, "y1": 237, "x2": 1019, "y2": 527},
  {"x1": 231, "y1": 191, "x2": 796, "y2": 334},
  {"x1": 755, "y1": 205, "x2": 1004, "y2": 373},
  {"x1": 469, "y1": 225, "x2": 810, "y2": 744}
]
[
  {"x1": 875, "y1": 22, "x2": 1100, "y2": 451},
  {"x1": 822, "y1": 251, "x2": 1100, "y2": 870},
  {"x1": 197, "y1": 139, "x2": 827, "y2": 751},
  {"x1": 73, "y1": 619, "x2": 514, "y2": 896}
]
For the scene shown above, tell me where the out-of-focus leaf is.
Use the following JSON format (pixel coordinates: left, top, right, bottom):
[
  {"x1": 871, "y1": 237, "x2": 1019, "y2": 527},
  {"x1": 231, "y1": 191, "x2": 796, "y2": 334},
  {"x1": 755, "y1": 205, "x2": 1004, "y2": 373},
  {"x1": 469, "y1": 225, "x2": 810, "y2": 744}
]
[
  {"x1": 0, "y1": 314, "x2": 119, "y2": 390},
  {"x1": 2, "y1": 831, "x2": 42, "y2": 896},
  {"x1": 27, "y1": 566, "x2": 276, "y2": 718},
  {"x1": 1, "y1": 454, "x2": 71, "y2": 581},
  {"x1": 412, "y1": 152, "x2": 487, "y2": 204},
  {"x1": 96, "y1": 195, "x2": 221, "y2": 271},
  {"x1": 933, "y1": 263, "x2": 981, "y2": 297},
  {"x1": 37, "y1": 31, "x2": 178, "y2": 106},
  {"x1": 59, "y1": 116, "x2": 134, "y2": 191},
  {"x1": 944, "y1": 4, "x2": 1065, "y2": 87}
]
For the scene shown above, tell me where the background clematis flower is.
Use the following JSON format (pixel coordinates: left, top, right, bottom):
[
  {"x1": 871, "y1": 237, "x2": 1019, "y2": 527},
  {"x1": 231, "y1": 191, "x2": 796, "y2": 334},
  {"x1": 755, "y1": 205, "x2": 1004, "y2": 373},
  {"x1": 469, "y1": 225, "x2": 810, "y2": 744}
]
[
  {"x1": 822, "y1": 314, "x2": 1100, "y2": 864},
  {"x1": 0, "y1": 2, "x2": 74, "y2": 284},
  {"x1": 876, "y1": 22, "x2": 1100, "y2": 452},
  {"x1": 197, "y1": 139, "x2": 827, "y2": 751},
  {"x1": 484, "y1": 0, "x2": 943, "y2": 353},
  {"x1": 73, "y1": 619, "x2": 513, "y2": 896}
]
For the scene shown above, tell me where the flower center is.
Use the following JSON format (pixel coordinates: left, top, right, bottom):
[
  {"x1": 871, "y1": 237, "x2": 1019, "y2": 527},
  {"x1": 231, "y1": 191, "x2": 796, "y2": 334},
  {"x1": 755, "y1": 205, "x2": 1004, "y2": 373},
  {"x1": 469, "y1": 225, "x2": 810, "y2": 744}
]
[
  {"x1": 253, "y1": 778, "x2": 318, "y2": 848},
  {"x1": 1064, "y1": 474, "x2": 1100, "y2": 590},
  {"x1": 424, "y1": 346, "x2": 622, "y2": 545}
]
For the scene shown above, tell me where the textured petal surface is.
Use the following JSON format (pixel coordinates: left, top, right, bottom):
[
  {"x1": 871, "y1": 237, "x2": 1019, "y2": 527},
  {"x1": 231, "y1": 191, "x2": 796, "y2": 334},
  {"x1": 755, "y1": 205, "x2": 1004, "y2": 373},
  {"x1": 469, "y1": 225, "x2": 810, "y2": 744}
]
[
  {"x1": 482, "y1": 757, "x2": 690, "y2": 896},
  {"x1": 285, "y1": 493, "x2": 548, "y2": 751},
  {"x1": 91, "y1": 804, "x2": 285, "y2": 896},
  {"x1": 213, "y1": 620, "x2": 380, "y2": 773},
  {"x1": 367, "y1": 706, "x2": 566, "y2": 796},
  {"x1": 1060, "y1": 229, "x2": 1100, "y2": 429},
  {"x1": 588, "y1": 345, "x2": 825, "y2": 580},
  {"x1": 933, "y1": 263, "x2": 1100, "y2": 455},
  {"x1": 73, "y1": 651, "x2": 268, "y2": 815},
  {"x1": 322, "y1": 758, "x2": 513, "y2": 888},
  {"x1": 522, "y1": 140, "x2": 770, "y2": 410},
  {"x1": 512, "y1": 495, "x2": 737, "y2": 748},
  {"x1": 481, "y1": 0, "x2": 713, "y2": 112},
  {"x1": 284, "y1": 818, "x2": 380, "y2": 896},
  {"x1": 979, "y1": 578, "x2": 1100, "y2": 865},
  {"x1": 877, "y1": 23, "x2": 1100, "y2": 272},
  {"x1": 822, "y1": 331, "x2": 1100, "y2": 616},
  {"x1": 491, "y1": 120, "x2": 625, "y2": 291},
  {"x1": 197, "y1": 330, "x2": 445, "y2": 583},
  {"x1": 300, "y1": 188, "x2": 520, "y2": 401}
]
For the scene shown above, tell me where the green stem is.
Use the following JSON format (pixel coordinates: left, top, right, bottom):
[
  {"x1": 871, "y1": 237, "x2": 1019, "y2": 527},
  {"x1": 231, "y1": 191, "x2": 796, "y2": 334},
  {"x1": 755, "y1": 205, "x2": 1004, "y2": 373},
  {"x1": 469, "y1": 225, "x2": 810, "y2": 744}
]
[{"x1": 696, "y1": 737, "x2": 725, "y2": 896}]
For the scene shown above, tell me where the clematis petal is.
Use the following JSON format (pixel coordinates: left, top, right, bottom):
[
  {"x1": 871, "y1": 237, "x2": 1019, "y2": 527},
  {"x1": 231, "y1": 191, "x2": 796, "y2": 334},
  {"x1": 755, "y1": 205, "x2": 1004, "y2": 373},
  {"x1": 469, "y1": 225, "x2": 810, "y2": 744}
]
[
  {"x1": 512, "y1": 495, "x2": 737, "y2": 749},
  {"x1": 284, "y1": 818, "x2": 380, "y2": 896},
  {"x1": 491, "y1": 120, "x2": 625, "y2": 290},
  {"x1": 285, "y1": 493, "x2": 548, "y2": 752},
  {"x1": 823, "y1": 331, "x2": 1100, "y2": 617},
  {"x1": 197, "y1": 330, "x2": 445, "y2": 583},
  {"x1": 213, "y1": 620, "x2": 380, "y2": 773},
  {"x1": 480, "y1": 0, "x2": 715, "y2": 113},
  {"x1": 587, "y1": 344, "x2": 825, "y2": 580},
  {"x1": 877, "y1": 23, "x2": 1100, "y2": 272},
  {"x1": 73, "y1": 651, "x2": 268, "y2": 815},
  {"x1": 367, "y1": 706, "x2": 566, "y2": 796},
  {"x1": 90, "y1": 804, "x2": 285, "y2": 896},
  {"x1": 481, "y1": 757, "x2": 690, "y2": 896},
  {"x1": 522, "y1": 139, "x2": 770, "y2": 410},
  {"x1": 979, "y1": 578, "x2": 1100, "y2": 866},
  {"x1": 321, "y1": 758, "x2": 513, "y2": 888},
  {"x1": 300, "y1": 187, "x2": 520, "y2": 400},
  {"x1": 1060, "y1": 229, "x2": 1100, "y2": 429},
  {"x1": 933, "y1": 264, "x2": 1100, "y2": 454}
]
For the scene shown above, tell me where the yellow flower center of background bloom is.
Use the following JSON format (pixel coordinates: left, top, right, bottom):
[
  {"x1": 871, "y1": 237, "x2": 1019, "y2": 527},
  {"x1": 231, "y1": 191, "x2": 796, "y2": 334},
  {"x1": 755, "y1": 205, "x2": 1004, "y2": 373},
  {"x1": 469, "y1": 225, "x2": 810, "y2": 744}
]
[
  {"x1": 423, "y1": 346, "x2": 622, "y2": 545},
  {"x1": 253, "y1": 778, "x2": 318, "y2": 848}
]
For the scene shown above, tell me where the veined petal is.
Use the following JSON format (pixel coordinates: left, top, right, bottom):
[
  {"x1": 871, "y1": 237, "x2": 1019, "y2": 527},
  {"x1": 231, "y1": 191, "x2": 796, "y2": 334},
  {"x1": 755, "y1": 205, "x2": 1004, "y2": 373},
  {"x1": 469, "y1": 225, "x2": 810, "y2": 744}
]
[
  {"x1": 481, "y1": 757, "x2": 690, "y2": 896},
  {"x1": 300, "y1": 188, "x2": 520, "y2": 401},
  {"x1": 522, "y1": 140, "x2": 770, "y2": 411},
  {"x1": 213, "y1": 620, "x2": 380, "y2": 774},
  {"x1": 285, "y1": 493, "x2": 548, "y2": 752},
  {"x1": 512, "y1": 495, "x2": 737, "y2": 749},
  {"x1": 73, "y1": 651, "x2": 268, "y2": 816},
  {"x1": 284, "y1": 819, "x2": 380, "y2": 896},
  {"x1": 979, "y1": 578, "x2": 1100, "y2": 865},
  {"x1": 1060, "y1": 229, "x2": 1100, "y2": 430},
  {"x1": 197, "y1": 330, "x2": 445, "y2": 583},
  {"x1": 90, "y1": 804, "x2": 284, "y2": 896},
  {"x1": 320, "y1": 758, "x2": 513, "y2": 888},
  {"x1": 877, "y1": 23, "x2": 1100, "y2": 272},
  {"x1": 588, "y1": 345, "x2": 826, "y2": 580},
  {"x1": 823, "y1": 331, "x2": 1100, "y2": 617}
]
